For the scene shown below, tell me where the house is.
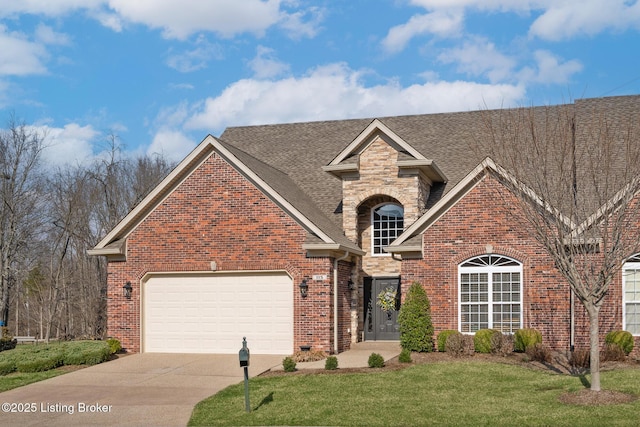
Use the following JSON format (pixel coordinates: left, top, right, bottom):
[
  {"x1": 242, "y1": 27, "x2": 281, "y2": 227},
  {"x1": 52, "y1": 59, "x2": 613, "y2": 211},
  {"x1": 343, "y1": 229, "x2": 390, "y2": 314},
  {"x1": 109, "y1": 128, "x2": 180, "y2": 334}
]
[{"x1": 89, "y1": 95, "x2": 640, "y2": 355}]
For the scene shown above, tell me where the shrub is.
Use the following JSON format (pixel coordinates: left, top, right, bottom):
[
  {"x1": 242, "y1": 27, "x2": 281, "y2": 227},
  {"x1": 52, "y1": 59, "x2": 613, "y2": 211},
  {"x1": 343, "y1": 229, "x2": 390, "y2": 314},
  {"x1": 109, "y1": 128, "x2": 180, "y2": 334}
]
[
  {"x1": 106, "y1": 338, "x2": 122, "y2": 354},
  {"x1": 474, "y1": 329, "x2": 501, "y2": 354},
  {"x1": 514, "y1": 328, "x2": 542, "y2": 352},
  {"x1": 368, "y1": 352, "x2": 385, "y2": 368},
  {"x1": 62, "y1": 341, "x2": 110, "y2": 366},
  {"x1": 324, "y1": 356, "x2": 338, "y2": 370},
  {"x1": 494, "y1": 334, "x2": 514, "y2": 356},
  {"x1": 525, "y1": 343, "x2": 552, "y2": 363},
  {"x1": 0, "y1": 327, "x2": 16, "y2": 353},
  {"x1": 437, "y1": 330, "x2": 459, "y2": 352},
  {"x1": 282, "y1": 356, "x2": 296, "y2": 372},
  {"x1": 399, "y1": 348, "x2": 412, "y2": 363},
  {"x1": 602, "y1": 343, "x2": 627, "y2": 362},
  {"x1": 16, "y1": 352, "x2": 63, "y2": 373},
  {"x1": 445, "y1": 333, "x2": 474, "y2": 357},
  {"x1": 569, "y1": 348, "x2": 590, "y2": 369},
  {"x1": 605, "y1": 330, "x2": 634, "y2": 356},
  {"x1": 398, "y1": 282, "x2": 434, "y2": 352},
  {"x1": 0, "y1": 360, "x2": 16, "y2": 376}
]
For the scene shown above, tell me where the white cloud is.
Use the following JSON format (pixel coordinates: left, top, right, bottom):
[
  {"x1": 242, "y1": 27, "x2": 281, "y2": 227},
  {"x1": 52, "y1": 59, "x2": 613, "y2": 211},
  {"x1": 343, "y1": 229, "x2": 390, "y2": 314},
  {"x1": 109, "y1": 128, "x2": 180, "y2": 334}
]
[
  {"x1": 39, "y1": 123, "x2": 99, "y2": 167},
  {"x1": 529, "y1": 0, "x2": 640, "y2": 41},
  {"x1": 438, "y1": 38, "x2": 517, "y2": 83},
  {"x1": 278, "y1": 6, "x2": 324, "y2": 39},
  {"x1": 166, "y1": 35, "x2": 223, "y2": 73},
  {"x1": 248, "y1": 46, "x2": 290, "y2": 79},
  {"x1": 34, "y1": 24, "x2": 71, "y2": 46},
  {"x1": 518, "y1": 50, "x2": 583, "y2": 84},
  {"x1": 382, "y1": 10, "x2": 464, "y2": 53},
  {"x1": 183, "y1": 63, "x2": 525, "y2": 133},
  {"x1": 0, "y1": 25, "x2": 48, "y2": 76},
  {"x1": 147, "y1": 129, "x2": 196, "y2": 162},
  {"x1": 107, "y1": 0, "x2": 283, "y2": 40}
]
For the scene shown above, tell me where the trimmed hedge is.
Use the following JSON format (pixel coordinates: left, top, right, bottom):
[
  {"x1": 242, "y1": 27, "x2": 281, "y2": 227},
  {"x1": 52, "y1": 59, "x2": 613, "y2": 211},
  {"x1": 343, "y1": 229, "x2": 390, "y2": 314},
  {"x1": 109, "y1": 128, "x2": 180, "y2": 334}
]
[
  {"x1": 368, "y1": 353, "x2": 385, "y2": 368},
  {"x1": 0, "y1": 360, "x2": 16, "y2": 375},
  {"x1": 605, "y1": 330, "x2": 634, "y2": 355},
  {"x1": 62, "y1": 341, "x2": 111, "y2": 366},
  {"x1": 282, "y1": 356, "x2": 296, "y2": 372},
  {"x1": 514, "y1": 328, "x2": 542, "y2": 352},
  {"x1": 16, "y1": 351, "x2": 64, "y2": 373},
  {"x1": 437, "y1": 330, "x2": 460, "y2": 352},
  {"x1": 399, "y1": 348, "x2": 412, "y2": 363},
  {"x1": 324, "y1": 356, "x2": 338, "y2": 370}
]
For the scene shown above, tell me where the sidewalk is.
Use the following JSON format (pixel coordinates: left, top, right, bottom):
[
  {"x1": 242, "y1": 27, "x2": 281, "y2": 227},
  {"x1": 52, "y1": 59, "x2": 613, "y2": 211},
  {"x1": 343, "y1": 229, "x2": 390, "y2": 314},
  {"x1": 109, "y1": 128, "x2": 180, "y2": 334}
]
[{"x1": 273, "y1": 341, "x2": 401, "y2": 370}]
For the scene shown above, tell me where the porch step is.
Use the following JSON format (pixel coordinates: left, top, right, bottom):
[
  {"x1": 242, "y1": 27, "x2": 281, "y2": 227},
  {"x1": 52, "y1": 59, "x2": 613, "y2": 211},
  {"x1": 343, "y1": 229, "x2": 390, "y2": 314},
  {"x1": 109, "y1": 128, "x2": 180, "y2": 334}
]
[{"x1": 350, "y1": 341, "x2": 402, "y2": 352}]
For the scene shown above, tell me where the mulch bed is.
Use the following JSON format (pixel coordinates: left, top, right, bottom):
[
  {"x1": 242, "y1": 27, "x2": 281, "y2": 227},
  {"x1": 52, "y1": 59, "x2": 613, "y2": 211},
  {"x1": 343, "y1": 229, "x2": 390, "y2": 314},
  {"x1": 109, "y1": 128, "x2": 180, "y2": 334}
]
[{"x1": 259, "y1": 350, "x2": 640, "y2": 406}]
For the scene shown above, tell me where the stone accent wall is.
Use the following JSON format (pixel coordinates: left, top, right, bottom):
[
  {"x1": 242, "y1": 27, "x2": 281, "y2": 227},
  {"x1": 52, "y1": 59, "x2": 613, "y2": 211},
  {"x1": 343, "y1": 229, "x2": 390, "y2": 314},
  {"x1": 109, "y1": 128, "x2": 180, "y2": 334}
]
[{"x1": 107, "y1": 151, "x2": 343, "y2": 354}]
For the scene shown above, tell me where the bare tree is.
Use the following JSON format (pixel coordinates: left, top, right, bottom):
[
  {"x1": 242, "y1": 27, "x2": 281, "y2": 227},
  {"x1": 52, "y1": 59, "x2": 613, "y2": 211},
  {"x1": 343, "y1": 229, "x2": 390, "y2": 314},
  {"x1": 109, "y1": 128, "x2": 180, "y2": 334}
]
[
  {"x1": 0, "y1": 116, "x2": 46, "y2": 328},
  {"x1": 478, "y1": 101, "x2": 640, "y2": 391}
]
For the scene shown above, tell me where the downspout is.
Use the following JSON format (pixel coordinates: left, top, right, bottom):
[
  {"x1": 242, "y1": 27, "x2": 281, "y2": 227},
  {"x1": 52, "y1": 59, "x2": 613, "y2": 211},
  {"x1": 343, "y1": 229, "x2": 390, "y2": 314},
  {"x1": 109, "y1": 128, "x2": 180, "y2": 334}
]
[{"x1": 334, "y1": 251, "x2": 350, "y2": 354}]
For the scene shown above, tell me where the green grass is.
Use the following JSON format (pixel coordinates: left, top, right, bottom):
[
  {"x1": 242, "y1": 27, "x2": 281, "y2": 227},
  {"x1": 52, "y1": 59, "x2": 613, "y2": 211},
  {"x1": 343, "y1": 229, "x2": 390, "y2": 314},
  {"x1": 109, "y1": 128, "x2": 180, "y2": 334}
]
[
  {"x1": 188, "y1": 361, "x2": 640, "y2": 426},
  {"x1": 0, "y1": 340, "x2": 111, "y2": 391}
]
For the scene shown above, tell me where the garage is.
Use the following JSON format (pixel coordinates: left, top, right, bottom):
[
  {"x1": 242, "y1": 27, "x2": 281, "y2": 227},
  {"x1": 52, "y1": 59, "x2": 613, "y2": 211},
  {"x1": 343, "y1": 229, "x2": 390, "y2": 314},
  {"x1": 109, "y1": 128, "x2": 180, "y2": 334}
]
[{"x1": 142, "y1": 272, "x2": 293, "y2": 354}]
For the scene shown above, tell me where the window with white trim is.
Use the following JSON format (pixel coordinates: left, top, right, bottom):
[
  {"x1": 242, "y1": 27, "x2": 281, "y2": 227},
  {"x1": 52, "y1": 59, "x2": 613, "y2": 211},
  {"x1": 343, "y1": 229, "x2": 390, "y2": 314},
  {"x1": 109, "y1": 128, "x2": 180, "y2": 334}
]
[
  {"x1": 623, "y1": 254, "x2": 640, "y2": 335},
  {"x1": 372, "y1": 203, "x2": 404, "y2": 255},
  {"x1": 459, "y1": 255, "x2": 523, "y2": 333}
]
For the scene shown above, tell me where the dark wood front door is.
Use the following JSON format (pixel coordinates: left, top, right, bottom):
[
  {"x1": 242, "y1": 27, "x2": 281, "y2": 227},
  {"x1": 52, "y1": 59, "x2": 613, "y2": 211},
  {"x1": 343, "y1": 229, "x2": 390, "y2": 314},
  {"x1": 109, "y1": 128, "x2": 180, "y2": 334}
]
[{"x1": 364, "y1": 277, "x2": 401, "y2": 341}]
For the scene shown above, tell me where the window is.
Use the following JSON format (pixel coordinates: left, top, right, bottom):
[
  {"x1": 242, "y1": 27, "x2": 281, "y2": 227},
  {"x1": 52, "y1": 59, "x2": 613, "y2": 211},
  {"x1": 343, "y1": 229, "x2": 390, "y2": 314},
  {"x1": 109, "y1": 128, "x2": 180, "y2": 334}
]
[
  {"x1": 459, "y1": 255, "x2": 522, "y2": 333},
  {"x1": 623, "y1": 254, "x2": 640, "y2": 335},
  {"x1": 372, "y1": 204, "x2": 404, "y2": 255}
]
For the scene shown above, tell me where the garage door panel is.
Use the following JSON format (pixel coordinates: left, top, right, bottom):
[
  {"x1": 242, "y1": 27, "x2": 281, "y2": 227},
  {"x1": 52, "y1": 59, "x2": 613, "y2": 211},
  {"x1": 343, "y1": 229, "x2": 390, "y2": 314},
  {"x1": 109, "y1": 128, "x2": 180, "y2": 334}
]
[{"x1": 143, "y1": 273, "x2": 293, "y2": 354}]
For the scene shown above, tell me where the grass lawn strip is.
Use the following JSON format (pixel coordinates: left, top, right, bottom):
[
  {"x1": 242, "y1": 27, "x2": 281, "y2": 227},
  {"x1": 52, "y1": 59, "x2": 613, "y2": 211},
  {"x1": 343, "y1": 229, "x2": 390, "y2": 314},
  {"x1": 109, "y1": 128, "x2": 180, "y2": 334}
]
[{"x1": 188, "y1": 361, "x2": 640, "y2": 426}]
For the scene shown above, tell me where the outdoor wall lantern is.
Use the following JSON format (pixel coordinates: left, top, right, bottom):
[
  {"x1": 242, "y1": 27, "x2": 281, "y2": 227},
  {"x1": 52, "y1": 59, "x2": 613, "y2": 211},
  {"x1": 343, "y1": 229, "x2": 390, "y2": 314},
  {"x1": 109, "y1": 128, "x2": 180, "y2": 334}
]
[
  {"x1": 299, "y1": 279, "x2": 308, "y2": 298},
  {"x1": 123, "y1": 281, "x2": 133, "y2": 299},
  {"x1": 348, "y1": 279, "x2": 355, "y2": 291}
]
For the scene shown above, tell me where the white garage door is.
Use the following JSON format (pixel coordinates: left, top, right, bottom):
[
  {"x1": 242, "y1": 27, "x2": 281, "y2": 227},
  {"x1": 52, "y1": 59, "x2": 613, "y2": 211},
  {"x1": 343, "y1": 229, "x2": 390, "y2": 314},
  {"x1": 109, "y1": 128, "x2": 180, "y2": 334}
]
[{"x1": 143, "y1": 272, "x2": 293, "y2": 354}]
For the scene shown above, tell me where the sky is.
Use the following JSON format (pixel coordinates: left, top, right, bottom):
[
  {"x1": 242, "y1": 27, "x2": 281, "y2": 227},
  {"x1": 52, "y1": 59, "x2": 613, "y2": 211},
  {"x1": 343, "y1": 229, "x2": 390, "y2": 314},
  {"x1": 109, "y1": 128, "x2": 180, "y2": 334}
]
[{"x1": 1, "y1": 0, "x2": 639, "y2": 167}]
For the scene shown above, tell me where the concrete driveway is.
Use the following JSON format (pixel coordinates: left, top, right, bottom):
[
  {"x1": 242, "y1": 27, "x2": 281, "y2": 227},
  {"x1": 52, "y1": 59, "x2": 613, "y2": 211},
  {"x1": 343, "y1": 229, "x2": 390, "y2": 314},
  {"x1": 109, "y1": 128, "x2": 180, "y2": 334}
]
[{"x1": 0, "y1": 353, "x2": 283, "y2": 426}]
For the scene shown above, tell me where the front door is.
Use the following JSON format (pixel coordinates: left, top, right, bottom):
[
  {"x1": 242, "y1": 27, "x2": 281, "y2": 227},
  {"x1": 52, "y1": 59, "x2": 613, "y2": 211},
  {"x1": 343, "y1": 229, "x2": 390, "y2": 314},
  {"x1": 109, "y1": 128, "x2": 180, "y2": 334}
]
[{"x1": 364, "y1": 277, "x2": 400, "y2": 341}]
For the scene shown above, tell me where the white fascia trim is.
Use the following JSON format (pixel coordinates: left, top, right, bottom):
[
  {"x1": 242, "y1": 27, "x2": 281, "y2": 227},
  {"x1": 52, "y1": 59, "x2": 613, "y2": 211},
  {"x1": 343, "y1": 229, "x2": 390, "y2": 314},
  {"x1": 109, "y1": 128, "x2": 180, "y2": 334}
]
[
  {"x1": 213, "y1": 138, "x2": 335, "y2": 244},
  {"x1": 302, "y1": 243, "x2": 365, "y2": 256},
  {"x1": 329, "y1": 119, "x2": 425, "y2": 166},
  {"x1": 92, "y1": 136, "x2": 215, "y2": 250}
]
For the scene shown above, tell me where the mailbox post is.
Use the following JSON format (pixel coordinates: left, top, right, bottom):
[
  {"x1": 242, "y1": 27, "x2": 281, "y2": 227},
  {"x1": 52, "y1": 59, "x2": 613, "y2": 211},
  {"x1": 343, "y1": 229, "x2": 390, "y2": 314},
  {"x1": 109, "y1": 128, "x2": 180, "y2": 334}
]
[{"x1": 239, "y1": 337, "x2": 251, "y2": 413}]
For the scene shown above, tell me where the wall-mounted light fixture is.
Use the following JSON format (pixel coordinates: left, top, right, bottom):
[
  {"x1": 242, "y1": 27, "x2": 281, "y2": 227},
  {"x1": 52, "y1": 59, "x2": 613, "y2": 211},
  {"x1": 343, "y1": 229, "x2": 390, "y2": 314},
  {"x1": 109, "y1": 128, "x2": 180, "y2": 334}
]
[
  {"x1": 299, "y1": 279, "x2": 308, "y2": 298},
  {"x1": 348, "y1": 279, "x2": 355, "y2": 291},
  {"x1": 123, "y1": 281, "x2": 133, "y2": 299}
]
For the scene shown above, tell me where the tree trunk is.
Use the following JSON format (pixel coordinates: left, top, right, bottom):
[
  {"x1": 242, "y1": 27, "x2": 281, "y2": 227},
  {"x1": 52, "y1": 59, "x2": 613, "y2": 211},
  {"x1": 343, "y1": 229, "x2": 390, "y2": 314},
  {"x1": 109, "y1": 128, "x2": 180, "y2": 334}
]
[{"x1": 587, "y1": 304, "x2": 601, "y2": 391}]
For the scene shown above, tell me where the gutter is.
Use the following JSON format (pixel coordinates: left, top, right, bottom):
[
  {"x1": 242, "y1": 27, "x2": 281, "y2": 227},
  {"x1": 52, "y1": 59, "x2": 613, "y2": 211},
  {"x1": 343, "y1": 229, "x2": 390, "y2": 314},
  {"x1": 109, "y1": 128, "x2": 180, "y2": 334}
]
[{"x1": 334, "y1": 251, "x2": 350, "y2": 354}]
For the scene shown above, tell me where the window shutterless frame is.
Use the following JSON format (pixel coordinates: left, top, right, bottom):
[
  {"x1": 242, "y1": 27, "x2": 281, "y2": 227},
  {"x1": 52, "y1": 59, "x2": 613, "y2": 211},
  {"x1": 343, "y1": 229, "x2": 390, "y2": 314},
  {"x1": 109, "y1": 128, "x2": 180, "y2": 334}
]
[
  {"x1": 623, "y1": 254, "x2": 640, "y2": 335},
  {"x1": 371, "y1": 203, "x2": 404, "y2": 256}
]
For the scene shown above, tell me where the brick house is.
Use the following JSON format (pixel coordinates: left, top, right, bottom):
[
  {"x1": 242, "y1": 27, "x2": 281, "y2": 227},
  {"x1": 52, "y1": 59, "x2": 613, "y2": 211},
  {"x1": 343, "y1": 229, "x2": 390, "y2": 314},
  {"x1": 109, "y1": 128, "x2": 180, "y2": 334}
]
[{"x1": 89, "y1": 95, "x2": 640, "y2": 355}]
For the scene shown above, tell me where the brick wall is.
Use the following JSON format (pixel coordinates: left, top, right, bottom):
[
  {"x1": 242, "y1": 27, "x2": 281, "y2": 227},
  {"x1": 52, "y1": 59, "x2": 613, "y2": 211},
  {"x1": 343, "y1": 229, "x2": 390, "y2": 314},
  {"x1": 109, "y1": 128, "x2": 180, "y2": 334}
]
[
  {"x1": 107, "y1": 151, "x2": 340, "y2": 354},
  {"x1": 402, "y1": 173, "x2": 573, "y2": 350}
]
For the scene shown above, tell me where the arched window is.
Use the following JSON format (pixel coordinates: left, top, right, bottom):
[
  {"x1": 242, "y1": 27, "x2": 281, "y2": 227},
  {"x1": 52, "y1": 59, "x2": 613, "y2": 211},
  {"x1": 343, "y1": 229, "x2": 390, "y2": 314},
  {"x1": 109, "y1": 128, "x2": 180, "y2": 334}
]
[
  {"x1": 371, "y1": 203, "x2": 404, "y2": 255},
  {"x1": 623, "y1": 254, "x2": 640, "y2": 335},
  {"x1": 458, "y1": 254, "x2": 523, "y2": 333}
]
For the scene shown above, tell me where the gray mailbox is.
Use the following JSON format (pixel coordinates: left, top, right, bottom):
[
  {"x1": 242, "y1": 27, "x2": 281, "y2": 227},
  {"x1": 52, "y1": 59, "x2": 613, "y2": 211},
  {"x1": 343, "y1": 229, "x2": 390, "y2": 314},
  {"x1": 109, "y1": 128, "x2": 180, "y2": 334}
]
[{"x1": 239, "y1": 336, "x2": 250, "y2": 367}]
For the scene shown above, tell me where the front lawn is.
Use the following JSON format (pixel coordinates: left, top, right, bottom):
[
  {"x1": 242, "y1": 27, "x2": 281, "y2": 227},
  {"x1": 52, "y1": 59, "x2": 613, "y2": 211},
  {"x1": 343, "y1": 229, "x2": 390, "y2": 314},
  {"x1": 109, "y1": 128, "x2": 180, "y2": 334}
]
[
  {"x1": 189, "y1": 361, "x2": 640, "y2": 426},
  {"x1": 0, "y1": 340, "x2": 112, "y2": 392}
]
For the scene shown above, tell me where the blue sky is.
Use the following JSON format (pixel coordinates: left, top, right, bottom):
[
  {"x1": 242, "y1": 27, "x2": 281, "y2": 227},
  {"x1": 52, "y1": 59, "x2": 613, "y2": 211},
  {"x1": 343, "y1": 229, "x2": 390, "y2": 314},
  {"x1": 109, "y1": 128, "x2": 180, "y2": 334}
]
[{"x1": 1, "y1": 0, "x2": 639, "y2": 167}]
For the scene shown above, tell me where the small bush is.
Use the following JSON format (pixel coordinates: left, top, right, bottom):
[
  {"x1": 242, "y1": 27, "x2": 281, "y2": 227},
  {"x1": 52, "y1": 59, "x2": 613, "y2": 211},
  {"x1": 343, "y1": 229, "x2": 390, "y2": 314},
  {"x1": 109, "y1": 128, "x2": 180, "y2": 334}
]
[
  {"x1": 494, "y1": 334, "x2": 514, "y2": 356},
  {"x1": 62, "y1": 341, "x2": 110, "y2": 366},
  {"x1": 324, "y1": 356, "x2": 338, "y2": 370},
  {"x1": 525, "y1": 343, "x2": 552, "y2": 363},
  {"x1": 605, "y1": 330, "x2": 634, "y2": 356},
  {"x1": 0, "y1": 327, "x2": 16, "y2": 352},
  {"x1": 569, "y1": 348, "x2": 590, "y2": 369},
  {"x1": 602, "y1": 343, "x2": 627, "y2": 362},
  {"x1": 399, "y1": 348, "x2": 412, "y2": 363},
  {"x1": 514, "y1": 328, "x2": 542, "y2": 352},
  {"x1": 282, "y1": 356, "x2": 296, "y2": 372},
  {"x1": 437, "y1": 330, "x2": 459, "y2": 352},
  {"x1": 445, "y1": 333, "x2": 474, "y2": 357},
  {"x1": 106, "y1": 338, "x2": 122, "y2": 354},
  {"x1": 0, "y1": 360, "x2": 16, "y2": 376},
  {"x1": 474, "y1": 329, "x2": 501, "y2": 354},
  {"x1": 16, "y1": 352, "x2": 63, "y2": 373},
  {"x1": 398, "y1": 282, "x2": 434, "y2": 352},
  {"x1": 368, "y1": 352, "x2": 385, "y2": 368}
]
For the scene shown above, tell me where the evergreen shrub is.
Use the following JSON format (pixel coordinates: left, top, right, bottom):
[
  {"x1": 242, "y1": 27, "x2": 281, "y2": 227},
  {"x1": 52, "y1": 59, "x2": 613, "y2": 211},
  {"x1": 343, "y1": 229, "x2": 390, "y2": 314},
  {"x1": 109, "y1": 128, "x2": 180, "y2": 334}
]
[{"x1": 398, "y1": 282, "x2": 434, "y2": 352}]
